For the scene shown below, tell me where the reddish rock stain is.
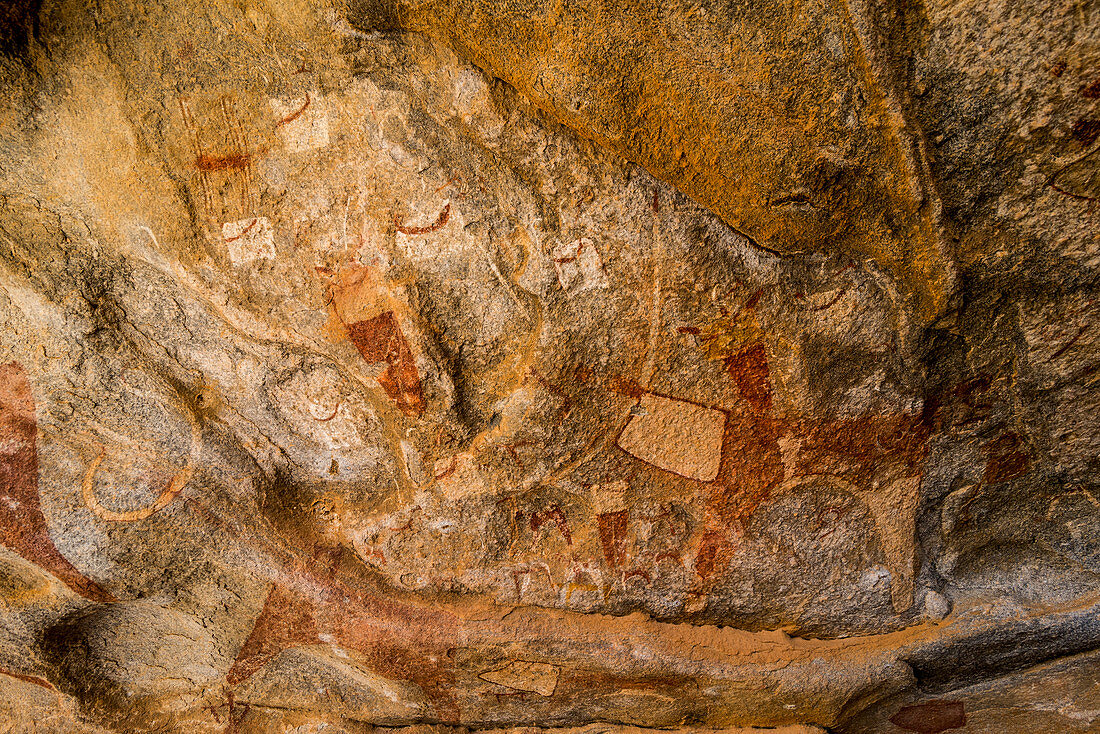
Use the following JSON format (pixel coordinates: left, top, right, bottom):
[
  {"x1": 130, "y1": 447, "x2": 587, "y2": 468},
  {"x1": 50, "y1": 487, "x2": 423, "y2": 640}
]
[
  {"x1": 528, "y1": 368, "x2": 576, "y2": 425},
  {"x1": 225, "y1": 584, "x2": 319, "y2": 688},
  {"x1": 1072, "y1": 119, "x2": 1100, "y2": 146},
  {"x1": 346, "y1": 312, "x2": 425, "y2": 417},
  {"x1": 224, "y1": 551, "x2": 462, "y2": 723},
  {"x1": 222, "y1": 217, "x2": 257, "y2": 242},
  {"x1": 434, "y1": 456, "x2": 459, "y2": 480},
  {"x1": 694, "y1": 529, "x2": 735, "y2": 580},
  {"x1": 795, "y1": 414, "x2": 930, "y2": 485},
  {"x1": 934, "y1": 374, "x2": 993, "y2": 428},
  {"x1": 889, "y1": 700, "x2": 966, "y2": 733},
  {"x1": 706, "y1": 374, "x2": 931, "y2": 529},
  {"x1": 394, "y1": 202, "x2": 451, "y2": 235},
  {"x1": 275, "y1": 93, "x2": 311, "y2": 127},
  {"x1": 195, "y1": 152, "x2": 252, "y2": 171},
  {"x1": 982, "y1": 432, "x2": 1030, "y2": 484},
  {"x1": 708, "y1": 411, "x2": 786, "y2": 524},
  {"x1": 606, "y1": 372, "x2": 645, "y2": 400},
  {"x1": 0, "y1": 667, "x2": 56, "y2": 691},
  {"x1": 597, "y1": 510, "x2": 629, "y2": 567},
  {"x1": 0, "y1": 362, "x2": 114, "y2": 602},
  {"x1": 724, "y1": 342, "x2": 772, "y2": 413},
  {"x1": 741, "y1": 287, "x2": 766, "y2": 311},
  {"x1": 530, "y1": 504, "x2": 573, "y2": 545}
]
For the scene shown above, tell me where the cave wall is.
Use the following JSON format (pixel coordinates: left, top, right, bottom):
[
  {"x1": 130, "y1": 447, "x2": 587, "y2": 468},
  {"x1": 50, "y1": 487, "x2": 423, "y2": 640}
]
[{"x1": 0, "y1": 0, "x2": 1098, "y2": 732}]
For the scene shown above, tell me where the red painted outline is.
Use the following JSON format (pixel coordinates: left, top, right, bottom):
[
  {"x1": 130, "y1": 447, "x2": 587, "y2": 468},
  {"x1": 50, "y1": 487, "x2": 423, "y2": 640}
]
[
  {"x1": 395, "y1": 202, "x2": 451, "y2": 235},
  {"x1": 275, "y1": 93, "x2": 311, "y2": 127}
]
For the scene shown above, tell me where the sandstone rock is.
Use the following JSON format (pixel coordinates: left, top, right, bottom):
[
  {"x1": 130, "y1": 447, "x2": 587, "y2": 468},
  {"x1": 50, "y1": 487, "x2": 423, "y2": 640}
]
[{"x1": 0, "y1": 0, "x2": 1098, "y2": 731}]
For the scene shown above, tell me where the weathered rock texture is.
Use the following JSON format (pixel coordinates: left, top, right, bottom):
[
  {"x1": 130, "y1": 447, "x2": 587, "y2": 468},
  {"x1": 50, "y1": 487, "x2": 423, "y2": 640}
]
[{"x1": 0, "y1": 0, "x2": 1098, "y2": 732}]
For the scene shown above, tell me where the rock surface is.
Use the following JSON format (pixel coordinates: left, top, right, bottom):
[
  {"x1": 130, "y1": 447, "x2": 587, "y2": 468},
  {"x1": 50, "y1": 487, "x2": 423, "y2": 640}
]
[{"x1": 0, "y1": 0, "x2": 1098, "y2": 732}]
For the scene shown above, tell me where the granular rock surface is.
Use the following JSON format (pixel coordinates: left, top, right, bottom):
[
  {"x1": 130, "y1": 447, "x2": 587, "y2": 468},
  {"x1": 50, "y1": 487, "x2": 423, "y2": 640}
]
[{"x1": 0, "y1": 0, "x2": 1098, "y2": 732}]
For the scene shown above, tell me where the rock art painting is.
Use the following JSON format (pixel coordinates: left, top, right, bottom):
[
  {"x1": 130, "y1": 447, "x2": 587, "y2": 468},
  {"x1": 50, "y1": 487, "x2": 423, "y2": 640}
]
[
  {"x1": 479, "y1": 661, "x2": 560, "y2": 697},
  {"x1": 272, "y1": 91, "x2": 330, "y2": 153},
  {"x1": 616, "y1": 394, "x2": 726, "y2": 482},
  {"x1": 0, "y1": 363, "x2": 113, "y2": 602},
  {"x1": 551, "y1": 239, "x2": 609, "y2": 292},
  {"x1": 323, "y1": 264, "x2": 425, "y2": 416},
  {"x1": 2, "y1": 0, "x2": 1100, "y2": 732},
  {"x1": 222, "y1": 217, "x2": 275, "y2": 265}
]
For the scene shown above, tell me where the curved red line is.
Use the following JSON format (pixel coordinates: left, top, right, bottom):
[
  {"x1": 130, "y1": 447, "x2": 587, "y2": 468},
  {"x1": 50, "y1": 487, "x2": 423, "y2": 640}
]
[
  {"x1": 276, "y1": 93, "x2": 311, "y2": 127},
  {"x1": 395, "y1": 202, "x2": 451, "y2": 235}
]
